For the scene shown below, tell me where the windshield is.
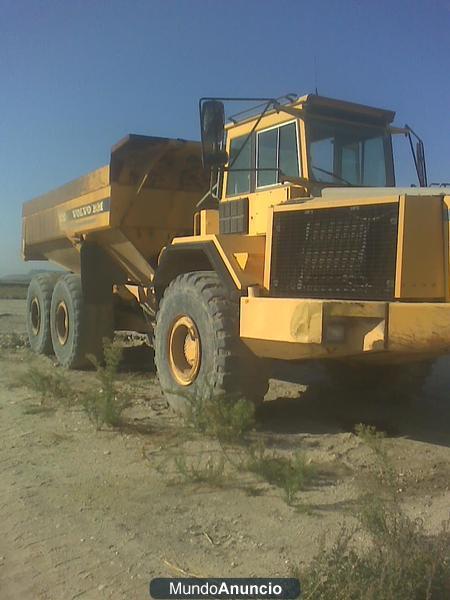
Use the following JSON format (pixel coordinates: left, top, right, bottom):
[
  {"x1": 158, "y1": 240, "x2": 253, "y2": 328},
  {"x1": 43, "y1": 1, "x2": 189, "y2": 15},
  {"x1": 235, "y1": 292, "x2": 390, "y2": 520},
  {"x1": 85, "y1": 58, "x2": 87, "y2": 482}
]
[{"x1": 308, "y1": 119, "x2": 394, "y2": 186}]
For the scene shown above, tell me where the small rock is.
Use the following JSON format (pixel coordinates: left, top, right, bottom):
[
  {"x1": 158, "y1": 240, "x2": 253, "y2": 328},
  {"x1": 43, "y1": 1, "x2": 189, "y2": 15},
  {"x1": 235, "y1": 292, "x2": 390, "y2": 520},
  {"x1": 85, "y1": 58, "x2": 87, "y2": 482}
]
[{"x1": 104, "y1": 450, "x2": 111, "y2": 456}]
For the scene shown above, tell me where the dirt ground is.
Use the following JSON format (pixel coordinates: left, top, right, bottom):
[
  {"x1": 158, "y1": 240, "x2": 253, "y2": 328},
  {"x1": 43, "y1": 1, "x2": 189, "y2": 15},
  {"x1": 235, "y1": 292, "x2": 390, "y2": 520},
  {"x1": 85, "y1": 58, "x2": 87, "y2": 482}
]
[{"x1": 0, "y1": 298, "x2": 449, "y2": 599}]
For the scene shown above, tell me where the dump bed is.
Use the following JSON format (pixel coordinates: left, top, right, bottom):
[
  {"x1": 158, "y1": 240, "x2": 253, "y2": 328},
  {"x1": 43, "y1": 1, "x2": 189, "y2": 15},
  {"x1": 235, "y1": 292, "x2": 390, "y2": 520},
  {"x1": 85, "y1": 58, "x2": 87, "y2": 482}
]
[{"x1": 22, "y1": 135, "x2": 209, "y2": 284}]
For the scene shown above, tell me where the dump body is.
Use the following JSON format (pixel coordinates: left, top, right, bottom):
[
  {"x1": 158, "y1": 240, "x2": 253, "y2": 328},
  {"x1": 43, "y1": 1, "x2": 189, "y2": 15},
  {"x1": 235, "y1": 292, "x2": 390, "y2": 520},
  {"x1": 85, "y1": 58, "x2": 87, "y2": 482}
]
[{"x1": 22, "y1": 135, "x2": 209, "y2": 285}]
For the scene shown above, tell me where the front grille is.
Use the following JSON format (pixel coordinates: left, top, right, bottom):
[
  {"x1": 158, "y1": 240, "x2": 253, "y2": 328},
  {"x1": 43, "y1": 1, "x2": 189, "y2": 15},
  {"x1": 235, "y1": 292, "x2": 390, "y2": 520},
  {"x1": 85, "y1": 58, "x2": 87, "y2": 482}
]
[{"x1": 270, "y1": 203, "x2": 399, "y2": 300}]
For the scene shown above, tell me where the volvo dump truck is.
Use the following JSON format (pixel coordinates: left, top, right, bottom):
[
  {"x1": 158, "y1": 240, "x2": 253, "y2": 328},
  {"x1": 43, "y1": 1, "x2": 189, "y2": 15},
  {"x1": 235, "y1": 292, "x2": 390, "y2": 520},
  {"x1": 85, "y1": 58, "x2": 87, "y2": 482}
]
[{"x1": 22, "y1": 94, "x2": 450, "y2": 411}]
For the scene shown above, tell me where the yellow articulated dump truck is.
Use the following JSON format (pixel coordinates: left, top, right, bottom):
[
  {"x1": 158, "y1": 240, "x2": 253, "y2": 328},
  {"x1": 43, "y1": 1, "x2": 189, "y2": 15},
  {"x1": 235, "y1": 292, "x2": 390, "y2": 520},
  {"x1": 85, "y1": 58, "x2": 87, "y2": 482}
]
[{"x1": 22, "y1": 94, "x2": 450, "y2": 411}]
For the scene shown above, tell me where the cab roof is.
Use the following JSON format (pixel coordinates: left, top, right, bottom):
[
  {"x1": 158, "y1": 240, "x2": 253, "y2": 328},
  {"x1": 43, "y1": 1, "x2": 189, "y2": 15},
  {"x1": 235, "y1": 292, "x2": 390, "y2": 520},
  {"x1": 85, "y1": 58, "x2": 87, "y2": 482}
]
[{"x1": 225, "y1": 94, "x2": 396, "y2": 130}]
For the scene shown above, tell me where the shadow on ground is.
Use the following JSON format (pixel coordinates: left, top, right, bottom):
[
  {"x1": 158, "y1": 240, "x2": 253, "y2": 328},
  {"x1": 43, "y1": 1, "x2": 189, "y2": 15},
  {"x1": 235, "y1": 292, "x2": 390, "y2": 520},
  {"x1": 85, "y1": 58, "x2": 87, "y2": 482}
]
[
  {"x1": 258, "y1": 358, "x2": 450, "y2": 447},
  {"x1": 116, "y1": 344, "x2": 450, "y2": 447},
  {"x1": 120, "y1": 344, "x2": 155, "y2": 373}
]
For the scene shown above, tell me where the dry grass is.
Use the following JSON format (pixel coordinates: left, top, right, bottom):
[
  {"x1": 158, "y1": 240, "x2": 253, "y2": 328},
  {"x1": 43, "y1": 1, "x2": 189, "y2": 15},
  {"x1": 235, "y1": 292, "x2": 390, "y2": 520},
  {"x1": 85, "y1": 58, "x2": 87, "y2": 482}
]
[
  {"x1": 298, "y1": 424, "x2": 450, "y2": 600},
  {"x1": 17, "y1": 366, "x2": 74, "y2": 405},
  {"x1": 0, "y1": 332, "x2": 29, "y2": 350},
  {"x1": 173, "y1": 452, "x2": 227, "y2": 487}
]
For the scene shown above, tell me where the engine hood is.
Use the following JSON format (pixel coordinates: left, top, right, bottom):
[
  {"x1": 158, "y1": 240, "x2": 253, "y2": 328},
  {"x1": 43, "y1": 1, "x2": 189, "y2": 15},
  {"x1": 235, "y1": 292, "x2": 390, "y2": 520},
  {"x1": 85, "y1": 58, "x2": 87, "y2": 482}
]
[{"x1": 320, "y1": 186, "x2": 448, "y2": 199}]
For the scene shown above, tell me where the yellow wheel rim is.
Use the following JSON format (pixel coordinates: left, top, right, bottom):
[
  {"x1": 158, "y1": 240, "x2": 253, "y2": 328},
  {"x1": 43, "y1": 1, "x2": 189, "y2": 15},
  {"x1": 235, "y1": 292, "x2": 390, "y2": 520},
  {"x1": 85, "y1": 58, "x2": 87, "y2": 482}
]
[
  {"x1": 30, "y1": 297, "x2": 41, "y2": 335},
  {"x1": 55, "y1": 301, "x2": 69, "y2": 346},
  {"x1": 168, "y1": 315, "x2": 201, "y2": 386}
]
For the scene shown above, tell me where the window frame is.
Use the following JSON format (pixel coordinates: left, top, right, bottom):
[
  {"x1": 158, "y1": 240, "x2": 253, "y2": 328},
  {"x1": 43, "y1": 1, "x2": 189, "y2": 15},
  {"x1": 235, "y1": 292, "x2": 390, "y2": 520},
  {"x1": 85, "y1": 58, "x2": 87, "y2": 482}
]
[{"x1": 255, "y1": 120, "x2": 301, "y2": 190}]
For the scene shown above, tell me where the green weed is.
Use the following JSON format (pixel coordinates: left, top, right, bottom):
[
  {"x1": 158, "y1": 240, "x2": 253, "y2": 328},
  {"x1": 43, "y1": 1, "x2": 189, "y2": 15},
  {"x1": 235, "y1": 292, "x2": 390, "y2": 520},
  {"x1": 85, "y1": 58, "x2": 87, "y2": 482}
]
[
  {"x1": 82, "y1": 339, "x2": 129, "y2": 429},
  {"x1": 243, "y1": 442, "x2": 317, "y2": 505},
  {"x1": 184, "y1": 392, "x2": 255, "y2": 443}
]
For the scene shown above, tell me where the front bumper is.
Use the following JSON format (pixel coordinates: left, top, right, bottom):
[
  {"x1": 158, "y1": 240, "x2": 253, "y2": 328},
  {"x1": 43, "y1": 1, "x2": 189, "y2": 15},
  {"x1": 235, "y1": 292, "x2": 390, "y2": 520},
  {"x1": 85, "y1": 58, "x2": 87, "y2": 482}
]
[{"x1": 240, "y1": 297, "x2": 450, "y2": 361}]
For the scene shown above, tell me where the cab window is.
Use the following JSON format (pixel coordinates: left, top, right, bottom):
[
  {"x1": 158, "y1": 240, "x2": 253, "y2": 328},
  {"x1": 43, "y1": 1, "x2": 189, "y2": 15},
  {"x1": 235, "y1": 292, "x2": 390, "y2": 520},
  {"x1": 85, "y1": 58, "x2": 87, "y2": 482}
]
[
  {"x1": 308, "y1": 120, "x2": 392, "y2": 186},
  {"x1": 226, "y1": 135, "x2": 252, "y2": 196},
  {"x1": 257, "y1": 122, "x2": 299, "y2": 188}
]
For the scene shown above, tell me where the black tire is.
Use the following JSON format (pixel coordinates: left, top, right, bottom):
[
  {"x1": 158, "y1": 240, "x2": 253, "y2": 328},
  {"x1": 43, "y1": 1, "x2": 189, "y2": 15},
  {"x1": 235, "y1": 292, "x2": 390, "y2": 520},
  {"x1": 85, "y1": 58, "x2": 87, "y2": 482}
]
[
  {"x1": 50, "y1": 273, "x2": 113, "y2": 369},
  {"x1": 154, "y1": 271, "x2": 269, "y2": 413},
  {"x1": 26, "y1": 273, "x2": 61, "y2": 355}
]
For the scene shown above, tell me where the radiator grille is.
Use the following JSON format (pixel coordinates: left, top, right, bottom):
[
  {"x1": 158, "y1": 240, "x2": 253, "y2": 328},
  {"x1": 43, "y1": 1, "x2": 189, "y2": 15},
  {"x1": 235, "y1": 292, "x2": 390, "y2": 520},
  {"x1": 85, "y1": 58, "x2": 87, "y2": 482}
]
[{"x1": 270, "y1": 203, "x2": 399, "y2": 300}]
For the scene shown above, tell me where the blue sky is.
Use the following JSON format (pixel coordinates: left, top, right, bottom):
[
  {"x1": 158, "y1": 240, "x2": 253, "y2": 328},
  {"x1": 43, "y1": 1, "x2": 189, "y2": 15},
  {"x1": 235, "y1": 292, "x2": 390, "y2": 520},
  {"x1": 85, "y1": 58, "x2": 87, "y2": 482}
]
[{"x1": 0, "y1": 0, "x2": 449, "y2": 275}]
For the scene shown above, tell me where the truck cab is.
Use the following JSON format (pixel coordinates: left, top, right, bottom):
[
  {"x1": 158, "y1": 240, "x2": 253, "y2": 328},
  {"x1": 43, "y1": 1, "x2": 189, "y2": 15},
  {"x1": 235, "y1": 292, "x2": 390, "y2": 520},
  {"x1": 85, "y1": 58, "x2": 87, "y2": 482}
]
[{"x1": 221, "y1": 94, "x2": 395, "y2": 237}]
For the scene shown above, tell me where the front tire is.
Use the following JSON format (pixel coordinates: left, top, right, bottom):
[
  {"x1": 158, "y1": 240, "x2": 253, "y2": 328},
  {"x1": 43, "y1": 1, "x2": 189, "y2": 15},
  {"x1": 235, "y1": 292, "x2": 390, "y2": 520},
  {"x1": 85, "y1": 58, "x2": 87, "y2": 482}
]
[{"x1": 154, "y1": 271, "x2": 269, "y2": 413}]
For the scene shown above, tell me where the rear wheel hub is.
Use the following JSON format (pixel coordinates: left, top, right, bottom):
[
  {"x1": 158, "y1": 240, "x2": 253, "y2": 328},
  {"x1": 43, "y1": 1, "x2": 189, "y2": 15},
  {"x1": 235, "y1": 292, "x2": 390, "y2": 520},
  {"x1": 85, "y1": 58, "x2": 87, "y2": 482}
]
[
  {"x1": 30, "y1": 297, "x2": 41, "y2": 335},
  {"x1": 55, "y1": 301, "x2": 69, "y2": 346}
]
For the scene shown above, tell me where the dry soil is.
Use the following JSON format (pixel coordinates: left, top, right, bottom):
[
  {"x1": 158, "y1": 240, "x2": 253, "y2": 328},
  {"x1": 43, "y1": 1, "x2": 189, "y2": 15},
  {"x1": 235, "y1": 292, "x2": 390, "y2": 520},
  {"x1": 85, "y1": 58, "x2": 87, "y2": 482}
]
[{"x1": 0, "y1": 298, "x2": 449, "y2": 599}]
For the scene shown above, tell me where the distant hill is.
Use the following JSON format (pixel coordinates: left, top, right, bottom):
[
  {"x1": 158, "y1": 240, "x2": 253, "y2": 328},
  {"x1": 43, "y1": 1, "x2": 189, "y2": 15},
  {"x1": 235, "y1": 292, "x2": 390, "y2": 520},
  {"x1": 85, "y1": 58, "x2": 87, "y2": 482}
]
[{"x1": 0, "y1": 269, "x2": 62, "y2": 286}]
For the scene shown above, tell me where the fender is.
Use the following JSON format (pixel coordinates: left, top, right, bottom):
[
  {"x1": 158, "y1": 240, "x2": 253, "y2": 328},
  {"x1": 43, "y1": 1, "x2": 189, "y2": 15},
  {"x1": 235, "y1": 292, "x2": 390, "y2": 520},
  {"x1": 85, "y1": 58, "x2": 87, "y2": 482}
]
[{"x1": 154, "y1": 234, "x2": 265, "y2": 297}]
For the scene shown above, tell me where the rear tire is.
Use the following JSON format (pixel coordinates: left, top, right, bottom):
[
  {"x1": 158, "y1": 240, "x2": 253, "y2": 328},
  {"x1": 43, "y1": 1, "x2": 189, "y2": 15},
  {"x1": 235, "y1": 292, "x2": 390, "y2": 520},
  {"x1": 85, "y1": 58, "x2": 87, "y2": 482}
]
[
  {"x1": 26, "y1": 273, "x2": 60, "y2": 355},
  {"x1": 50, "y1": 274, "x2": 113, "y2": 369},
  {"x1": 154, "y1": 271, "x2": 269, "y2": 413}
]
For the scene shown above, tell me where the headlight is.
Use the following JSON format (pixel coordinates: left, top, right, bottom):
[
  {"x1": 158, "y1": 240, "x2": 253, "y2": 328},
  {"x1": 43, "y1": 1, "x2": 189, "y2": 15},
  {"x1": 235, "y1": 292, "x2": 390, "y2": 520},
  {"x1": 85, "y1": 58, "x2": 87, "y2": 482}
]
[{"x1": 325, "y1": 320, "x2": 346, "y2": 343}]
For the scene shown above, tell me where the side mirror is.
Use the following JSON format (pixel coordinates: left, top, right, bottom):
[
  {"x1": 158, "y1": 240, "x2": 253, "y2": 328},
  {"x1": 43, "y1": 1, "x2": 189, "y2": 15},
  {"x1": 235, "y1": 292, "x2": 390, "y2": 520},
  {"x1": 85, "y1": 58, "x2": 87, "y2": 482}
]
[{"x1": 200, "y1": 100, "x2": 228, "y2": 169}]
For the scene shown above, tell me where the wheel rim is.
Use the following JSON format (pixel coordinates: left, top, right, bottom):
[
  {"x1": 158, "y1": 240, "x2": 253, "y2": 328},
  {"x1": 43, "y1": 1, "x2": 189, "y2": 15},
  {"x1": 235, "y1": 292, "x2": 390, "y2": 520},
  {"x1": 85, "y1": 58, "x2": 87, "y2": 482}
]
[
  {"x1": 168, "y1": 315, "x2": 201, "y2": 386},
  {"x1": 55, "y1": 301, "x2": 69, "y2": 346},
  {"x1": 30, "y1": 297, "x2": 41, "y2": 335}
]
